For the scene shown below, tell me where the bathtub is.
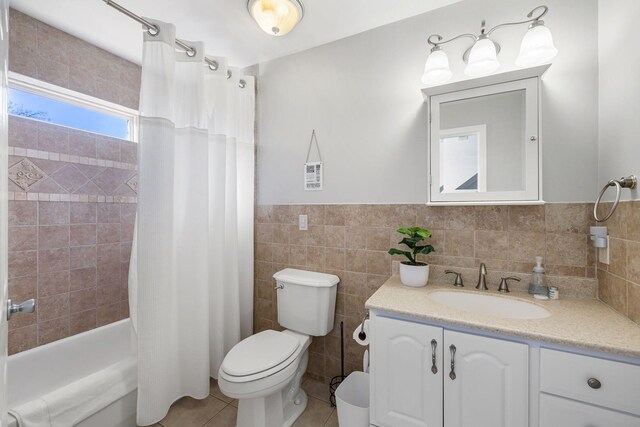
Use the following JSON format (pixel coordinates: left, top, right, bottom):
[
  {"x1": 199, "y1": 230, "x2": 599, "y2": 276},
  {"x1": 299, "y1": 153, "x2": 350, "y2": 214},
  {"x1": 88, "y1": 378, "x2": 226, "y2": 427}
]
[{"x1": 7, "y1": 319, "x2": 137, "y2": 427}]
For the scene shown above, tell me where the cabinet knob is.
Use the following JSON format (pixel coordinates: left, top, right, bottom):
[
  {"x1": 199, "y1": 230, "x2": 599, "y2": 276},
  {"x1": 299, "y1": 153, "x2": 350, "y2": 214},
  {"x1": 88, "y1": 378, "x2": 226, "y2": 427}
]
[{"x1": 587, "y1": 378, "x2": 601, "y2": 389}]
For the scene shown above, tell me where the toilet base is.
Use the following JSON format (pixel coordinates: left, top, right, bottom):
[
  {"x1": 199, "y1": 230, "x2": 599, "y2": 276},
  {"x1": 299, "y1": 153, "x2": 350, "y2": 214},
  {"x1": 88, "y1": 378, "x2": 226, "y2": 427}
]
[
  {"x1": 234, "y1": 350, "x2": 310, "y2": 427},
  {"x1": 235, "y1": 390, "x2": 307, "y2": 427},
  {"x1": 283, "y1": 389, "x2": 308, "y2": 427}
]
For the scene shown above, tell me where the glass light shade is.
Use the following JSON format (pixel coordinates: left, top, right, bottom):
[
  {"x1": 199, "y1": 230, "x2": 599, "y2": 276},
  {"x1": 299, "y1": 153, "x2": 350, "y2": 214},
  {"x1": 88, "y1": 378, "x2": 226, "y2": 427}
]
[
  {"x1": 421, "y1": 49, "x2": 453, "y2": 86},
  {"x1": 464, "y1": 38, "x2": 500, "y2": 77},
  {"x1": 248, "y1": 0, "x2": 303, "y2": 36},
  {"x1": 516, "y1": 24, "x2": 558, "y2": 67}
]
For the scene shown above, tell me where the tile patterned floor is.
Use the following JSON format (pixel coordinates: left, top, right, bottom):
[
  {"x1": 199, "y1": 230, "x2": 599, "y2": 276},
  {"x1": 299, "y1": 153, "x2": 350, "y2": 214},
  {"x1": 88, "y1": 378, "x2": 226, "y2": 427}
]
[{"x1": 148, "y1": 377, "x2": 338, "y2": 427}]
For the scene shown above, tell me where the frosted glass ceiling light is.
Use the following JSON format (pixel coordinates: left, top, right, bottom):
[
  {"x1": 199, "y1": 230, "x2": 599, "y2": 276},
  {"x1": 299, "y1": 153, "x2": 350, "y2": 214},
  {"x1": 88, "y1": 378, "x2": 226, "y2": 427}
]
[
  {"x1": 422, "y1": 5, "x2": 556, "y2": 85},
  {"x1": 516, "y1": 21, "x2": 558, "y2": 67},
  {"x1": 465, "y1": 36, "x2": 500, "y2": 77},
  {"x1": 247, "y1": 0, "x2": 304, "y2": 36},
  {"x1": 422, "y1": 46, "x2": 453, "y2": 86}
]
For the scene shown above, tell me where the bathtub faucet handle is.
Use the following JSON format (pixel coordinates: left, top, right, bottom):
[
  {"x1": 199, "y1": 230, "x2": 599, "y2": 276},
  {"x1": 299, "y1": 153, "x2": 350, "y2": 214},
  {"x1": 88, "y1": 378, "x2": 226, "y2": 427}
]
[{"x1": 6, "y1": 298, "x2": 36, "y2": 321}]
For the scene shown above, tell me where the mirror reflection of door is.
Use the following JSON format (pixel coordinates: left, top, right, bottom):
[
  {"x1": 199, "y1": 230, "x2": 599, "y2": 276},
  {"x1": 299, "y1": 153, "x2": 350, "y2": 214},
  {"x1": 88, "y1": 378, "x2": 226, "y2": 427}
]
[
  {"x1": 439, "y1": 89, "x2": 526, "y2": 193},
  {"x1": 439, "y1": 125, "x2": 487, "y2": 194}
]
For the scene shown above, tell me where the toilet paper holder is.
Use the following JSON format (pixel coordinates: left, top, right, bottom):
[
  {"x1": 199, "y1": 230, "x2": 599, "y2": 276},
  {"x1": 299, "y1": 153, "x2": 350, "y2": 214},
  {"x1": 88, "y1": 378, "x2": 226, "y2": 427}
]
[{"x1": 358, "y1": 312, "x2": 369, "y2": 341}]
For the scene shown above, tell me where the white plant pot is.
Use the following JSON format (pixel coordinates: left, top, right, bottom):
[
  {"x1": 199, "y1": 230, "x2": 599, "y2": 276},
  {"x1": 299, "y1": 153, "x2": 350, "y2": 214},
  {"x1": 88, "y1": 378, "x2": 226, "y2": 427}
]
[{"x1": 399, "y1": 262, "x2": 430, "y2": 287}]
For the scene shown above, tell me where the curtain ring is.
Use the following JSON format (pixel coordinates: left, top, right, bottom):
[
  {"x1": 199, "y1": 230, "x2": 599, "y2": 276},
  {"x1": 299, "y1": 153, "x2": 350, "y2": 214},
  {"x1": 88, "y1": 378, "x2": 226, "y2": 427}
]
[
  {"x1": 226, "y1": 70, "x2": 232, "y2": 79},
  {"x1": 186, "y1": 47, "x2": 197, "y2": 57},
  {"x1": 146, "y1": 24, "x2": 160, "y2": 36},
  {"x1": 239, "y1": 79, "x2": 246, "y2": 89}
]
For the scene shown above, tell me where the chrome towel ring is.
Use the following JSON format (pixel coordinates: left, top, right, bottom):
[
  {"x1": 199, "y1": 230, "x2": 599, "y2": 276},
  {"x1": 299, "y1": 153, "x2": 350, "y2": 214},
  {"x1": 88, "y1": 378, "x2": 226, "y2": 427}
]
[{"x1": 593, "y1": 175, "x2": 637, "y2": 222}]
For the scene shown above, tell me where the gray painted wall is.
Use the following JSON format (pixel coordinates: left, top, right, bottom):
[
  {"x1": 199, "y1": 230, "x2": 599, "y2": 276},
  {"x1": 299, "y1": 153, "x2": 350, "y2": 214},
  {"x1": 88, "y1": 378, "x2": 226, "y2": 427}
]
[
  {"x1": 256, "y1": 0, "x2": 600, "y2": 204},
  {"x1": 598, "y1": 0, "x2": 640, "y2": 201}
]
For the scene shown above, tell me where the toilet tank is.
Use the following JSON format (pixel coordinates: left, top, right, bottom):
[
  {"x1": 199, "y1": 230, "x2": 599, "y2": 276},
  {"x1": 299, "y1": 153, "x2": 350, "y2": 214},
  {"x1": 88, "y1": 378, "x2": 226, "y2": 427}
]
[{"x1": 273, "y1": 268, "x2": 339, "y2": 336}]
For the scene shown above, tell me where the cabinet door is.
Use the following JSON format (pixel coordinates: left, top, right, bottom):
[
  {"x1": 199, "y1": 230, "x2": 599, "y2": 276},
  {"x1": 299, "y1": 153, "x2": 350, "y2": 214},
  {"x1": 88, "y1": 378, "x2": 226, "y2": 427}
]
[
  {"x1": 429, "y1": 77, "x2": 540, "y2": 203},
  {"x1": 444, "y1": 330, "x2": 529, "y2": 427},
  {"x1": 539, "y1": 393, "x2": 640, "y2": 427},
  {"x1": 371, "y1": 315, "x2": 443, "y2": 427}
]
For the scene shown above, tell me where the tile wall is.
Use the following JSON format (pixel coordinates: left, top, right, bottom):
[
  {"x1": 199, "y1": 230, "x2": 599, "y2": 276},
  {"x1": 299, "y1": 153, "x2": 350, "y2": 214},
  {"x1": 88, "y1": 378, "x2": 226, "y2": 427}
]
[
  {"x1": 254, "y1": 203, "x2": 599, "y2": 384},
  {"x1": 596, "y1": 201, "x2": 640, "y2": 325},
  {"x1": 10, "y1": 9, "x2": 140, "y2": 110},
  {"x1": 7, "y1": 9, "x2": 140, "y2": 354}
]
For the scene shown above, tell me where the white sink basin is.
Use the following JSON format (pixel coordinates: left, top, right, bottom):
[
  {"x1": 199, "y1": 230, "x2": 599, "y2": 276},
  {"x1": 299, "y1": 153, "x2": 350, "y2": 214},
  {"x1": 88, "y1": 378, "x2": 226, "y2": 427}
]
[{"x1": 428, "y1": 290, "x2": 551, "y2": 320}]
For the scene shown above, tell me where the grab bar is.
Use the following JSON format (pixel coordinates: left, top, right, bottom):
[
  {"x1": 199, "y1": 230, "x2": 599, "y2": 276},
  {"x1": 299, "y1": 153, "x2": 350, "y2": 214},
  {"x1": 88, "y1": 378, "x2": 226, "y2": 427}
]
[{"x1": 593, "y1": 175, "x2": 637, "y2": 222}]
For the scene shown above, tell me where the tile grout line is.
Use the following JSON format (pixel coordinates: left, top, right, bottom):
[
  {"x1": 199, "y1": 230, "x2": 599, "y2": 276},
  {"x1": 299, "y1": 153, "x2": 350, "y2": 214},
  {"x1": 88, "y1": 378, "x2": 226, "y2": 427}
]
[{"x1": 199, "y1": 395, "x2": 232, "y2": 427}]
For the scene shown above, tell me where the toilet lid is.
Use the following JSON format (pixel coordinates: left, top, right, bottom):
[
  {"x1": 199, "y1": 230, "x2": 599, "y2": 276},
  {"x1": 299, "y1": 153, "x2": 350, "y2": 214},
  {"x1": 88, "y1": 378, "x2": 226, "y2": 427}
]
[{"x1": 222, "y1": 330, "x2": 299, "y2": 377}]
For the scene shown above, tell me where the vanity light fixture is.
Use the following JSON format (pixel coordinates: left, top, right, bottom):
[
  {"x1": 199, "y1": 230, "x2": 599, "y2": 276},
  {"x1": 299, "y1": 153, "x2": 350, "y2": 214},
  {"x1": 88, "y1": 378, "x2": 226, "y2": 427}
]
[
  {"x1": 421, "y1": 5, "x2": 558, "y2": 85},
  {"x1": 247, "y1": 0, "x2": 304, "y2": 36},
  {"x1": 421, "y1": 46, "x2": 453, "y2": 85}
]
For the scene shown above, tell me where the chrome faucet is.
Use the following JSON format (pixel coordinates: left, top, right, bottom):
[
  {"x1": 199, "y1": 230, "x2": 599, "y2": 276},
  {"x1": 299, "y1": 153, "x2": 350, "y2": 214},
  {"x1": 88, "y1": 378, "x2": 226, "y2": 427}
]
[
  {"x1": 445, "y1": 270, "x2": 464, "y2": 287},
  {"x1": 498, "y1": 276, "x2": 521, "y2": 293},
  {"x1": 476, "y1": 263, "x2": 488, "y2": 290}
]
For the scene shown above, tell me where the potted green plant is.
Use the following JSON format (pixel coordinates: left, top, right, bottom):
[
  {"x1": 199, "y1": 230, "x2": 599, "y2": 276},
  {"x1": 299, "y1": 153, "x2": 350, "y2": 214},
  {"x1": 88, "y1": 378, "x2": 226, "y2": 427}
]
[{"x1": 388, "y1": 227, "x2": 435, "y2": 287}]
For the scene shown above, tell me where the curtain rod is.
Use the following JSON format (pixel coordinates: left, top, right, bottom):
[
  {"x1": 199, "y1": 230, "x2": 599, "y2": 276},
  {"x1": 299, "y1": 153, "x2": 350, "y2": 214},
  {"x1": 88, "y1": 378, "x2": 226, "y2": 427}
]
[{"x1": 102, "y1": 0, "x2": 246, "y2": 88}]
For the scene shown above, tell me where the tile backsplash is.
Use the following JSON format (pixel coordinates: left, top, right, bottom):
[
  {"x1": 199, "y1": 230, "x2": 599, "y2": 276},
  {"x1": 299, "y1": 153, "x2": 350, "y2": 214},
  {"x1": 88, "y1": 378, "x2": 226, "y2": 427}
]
[
  {"x1": 7, "y1": 9, "x2": 140, "y2": 354},
  {"x1": 254, "y1": 203, "x2": 600, "y2": 384},
  {"x1": 596, "y1": 201, "x2": 640, "y2": 324}
]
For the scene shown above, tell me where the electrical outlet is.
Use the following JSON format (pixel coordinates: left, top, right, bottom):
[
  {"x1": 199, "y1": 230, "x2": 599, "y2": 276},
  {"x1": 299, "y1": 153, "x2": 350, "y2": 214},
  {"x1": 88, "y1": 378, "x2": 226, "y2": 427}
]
[
  {"x1": 598, "y1": 236, "x2": 610, "y2": 265},
  {"x1": 299, "y1": 214, "x2": 308, "y2": 231}
]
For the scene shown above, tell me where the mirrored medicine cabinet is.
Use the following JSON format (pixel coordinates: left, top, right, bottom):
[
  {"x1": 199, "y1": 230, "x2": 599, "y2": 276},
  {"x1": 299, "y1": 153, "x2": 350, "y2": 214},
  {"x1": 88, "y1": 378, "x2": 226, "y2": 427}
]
[{"x1": 423, "y1": 65, "x2": 549, "y2": 205}]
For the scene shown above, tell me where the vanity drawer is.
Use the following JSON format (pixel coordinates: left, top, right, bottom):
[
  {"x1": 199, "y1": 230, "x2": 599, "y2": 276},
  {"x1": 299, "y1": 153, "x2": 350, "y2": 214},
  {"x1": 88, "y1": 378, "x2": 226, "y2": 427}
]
[
  {"x1": 540, "y1": 348, "x2": 640, "y2": 416},
  {"x1": 539, "y1": 393, "x2": 640, "y2": 427}
]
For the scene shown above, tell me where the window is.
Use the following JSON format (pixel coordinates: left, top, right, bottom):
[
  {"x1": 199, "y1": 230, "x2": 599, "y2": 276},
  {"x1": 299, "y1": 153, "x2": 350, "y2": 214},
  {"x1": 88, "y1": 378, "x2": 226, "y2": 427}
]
[{"x1": 8, "y1": 73, "x2": 138, "y2": 141}]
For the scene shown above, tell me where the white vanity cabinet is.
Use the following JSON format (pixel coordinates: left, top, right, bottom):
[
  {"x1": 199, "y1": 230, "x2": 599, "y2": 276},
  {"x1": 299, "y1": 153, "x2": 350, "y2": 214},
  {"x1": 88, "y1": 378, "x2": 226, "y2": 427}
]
[
  {"x1": 370, "y1": 314, "x2": 529, "y2": 427},
  {"x1": 370, "y1": 315, "x2": 443, "y2": 427},
  {"x1": 539, "y1": 394, "x2": 640, "y2": 427},
  {"x1": 443, "y1": 330, "x2": 529, "y2": 427},
  {"x1": 538, "y1": 348, "x2": 640, "y2": 426}
]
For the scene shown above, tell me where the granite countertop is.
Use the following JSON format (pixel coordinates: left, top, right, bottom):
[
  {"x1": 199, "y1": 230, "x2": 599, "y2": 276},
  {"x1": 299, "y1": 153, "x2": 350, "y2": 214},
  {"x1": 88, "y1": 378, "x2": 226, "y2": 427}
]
[{"x1": 366, "y1": 276, "x2": 640, "y2": 359}]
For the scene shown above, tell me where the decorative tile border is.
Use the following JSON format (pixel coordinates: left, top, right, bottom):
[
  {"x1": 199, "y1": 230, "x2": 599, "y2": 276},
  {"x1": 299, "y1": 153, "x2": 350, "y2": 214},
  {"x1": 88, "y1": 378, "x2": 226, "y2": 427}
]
[
  {"x1": 8, "y1": 158, "x2": 46, "y2": 190},
  {"x1": 8, "y1": 191, "x2": 137, "y2": 203},
  {"x1": 8, "y1": 146, "x2": 137, "y2": 171}
]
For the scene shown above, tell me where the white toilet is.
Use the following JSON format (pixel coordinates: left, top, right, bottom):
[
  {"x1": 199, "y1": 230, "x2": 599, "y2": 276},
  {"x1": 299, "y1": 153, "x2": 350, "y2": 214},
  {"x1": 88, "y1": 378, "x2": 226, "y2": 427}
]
[{"x1": 218, "y1": 268, "x2": 339, "y2": 427}]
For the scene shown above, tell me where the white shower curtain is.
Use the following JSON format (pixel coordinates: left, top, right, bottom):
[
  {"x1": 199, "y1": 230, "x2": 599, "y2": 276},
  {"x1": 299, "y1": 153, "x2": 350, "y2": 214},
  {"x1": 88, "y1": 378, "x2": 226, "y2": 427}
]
[{"x1": 130, "y1": 21, "x2": 255, "y2": 426}]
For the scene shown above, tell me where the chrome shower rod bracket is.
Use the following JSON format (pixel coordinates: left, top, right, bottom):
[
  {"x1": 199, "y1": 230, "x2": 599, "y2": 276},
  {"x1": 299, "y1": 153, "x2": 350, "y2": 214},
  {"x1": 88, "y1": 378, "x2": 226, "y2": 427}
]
[{"x1": 101, "y1": 0, "x2": 247, "y2": 87}]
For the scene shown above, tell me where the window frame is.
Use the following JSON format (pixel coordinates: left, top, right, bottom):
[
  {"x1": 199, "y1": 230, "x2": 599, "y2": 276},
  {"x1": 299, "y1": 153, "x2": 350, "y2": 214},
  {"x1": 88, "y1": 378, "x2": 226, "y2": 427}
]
[{"x1": 8, "y1": 71, "x2": 139, "y2": 142}]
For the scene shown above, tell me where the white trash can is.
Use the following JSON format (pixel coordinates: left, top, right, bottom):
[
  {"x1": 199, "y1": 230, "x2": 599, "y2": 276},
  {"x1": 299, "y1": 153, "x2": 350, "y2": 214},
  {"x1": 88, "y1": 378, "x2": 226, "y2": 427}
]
[{"x1": 336, "y1": 371, "x2": 369, "y2": 426}]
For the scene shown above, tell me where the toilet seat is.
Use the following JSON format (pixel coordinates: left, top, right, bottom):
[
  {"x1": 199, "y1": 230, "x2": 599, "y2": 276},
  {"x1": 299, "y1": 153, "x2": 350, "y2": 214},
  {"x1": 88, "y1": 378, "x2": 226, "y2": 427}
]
[{"x1": 220, "y1": 330, "x2": 303, "y2": 383}]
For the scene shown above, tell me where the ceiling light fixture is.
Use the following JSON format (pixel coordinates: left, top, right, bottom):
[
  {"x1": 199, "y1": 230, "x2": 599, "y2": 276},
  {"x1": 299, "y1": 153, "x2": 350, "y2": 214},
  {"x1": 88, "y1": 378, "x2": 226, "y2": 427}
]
[
  {"x1": 247, "y1": 0, "x2": 304, "y2": 37},
  {"x1": 422, "y1": 5, "x2": 557, "y2": 86}
]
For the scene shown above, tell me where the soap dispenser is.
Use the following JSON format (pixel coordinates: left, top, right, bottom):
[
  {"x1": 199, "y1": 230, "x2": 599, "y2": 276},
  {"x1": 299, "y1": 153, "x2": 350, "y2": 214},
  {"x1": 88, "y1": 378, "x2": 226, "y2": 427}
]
[{"x1": 528, "y1": 256, "x2": 549, "y2": 297}]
